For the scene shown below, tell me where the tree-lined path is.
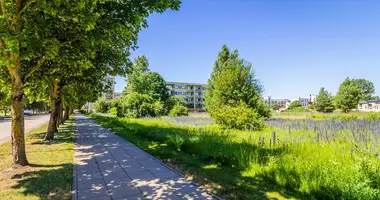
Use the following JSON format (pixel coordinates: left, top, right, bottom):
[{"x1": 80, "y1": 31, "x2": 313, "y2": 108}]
[{"x1": 72, "y1": 115, "x2": 218, "y2": 200}]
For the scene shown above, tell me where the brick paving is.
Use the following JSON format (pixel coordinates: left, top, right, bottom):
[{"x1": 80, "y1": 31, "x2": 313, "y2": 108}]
[{"x1": 72, "y1": 115, "x2": 219, "y2": 200}]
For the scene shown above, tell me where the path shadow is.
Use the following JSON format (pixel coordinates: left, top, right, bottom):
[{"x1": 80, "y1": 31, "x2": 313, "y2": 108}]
[{"x1": 11, "y1": 163, "x2": 74, "y2": 200}]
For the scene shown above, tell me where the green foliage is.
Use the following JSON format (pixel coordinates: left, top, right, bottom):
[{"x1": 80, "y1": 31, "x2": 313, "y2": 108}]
[
  {"x1": 286, "y1": 106, "x2": 308, "y2": 112},
  {"x1": 169, "y1": 104, "x2": 189, "y2": 116},
  {"x1": 117, "y1": 92, "x2": 156, "y2": 118},
  {"x1": 314, "y1": 87, "x2": 335, "y2": 113},
  {"x1": 335, "y1": 78, "x2": 361, "y2": 113},
  {"x1": 121, "y1": 56, "x2": 171, "y2": 117},
  {"x1": 287, "y1": 100, "x2": 302, "y2": 110},
  {"x1": 271, "y1": 103, "x2": 281, "y2": 111},
  {"x1": 213, "y1": 102, "x2": 265, "y2": 130},
  {"x1": 93, "y1": 98, "x2": 109, "y2": 113},
  {"x1": 89, "y1": 114, "x2": 380, "y2": 199},
  {"x1": 165, "y1": 96, "x2": 185, "y2": 111},
  {"x1": 354, "y1": 79, "x2": 375, "y2": 101},
  {"x1": 124, "y1": 56, "x2": 169, "y2": 102},
  {"x1": 107, "y1": 107, "x2": 117, "y2": 115},
  {"x1": 205, "y1": 45, "x2": 268, "y2": 130}
]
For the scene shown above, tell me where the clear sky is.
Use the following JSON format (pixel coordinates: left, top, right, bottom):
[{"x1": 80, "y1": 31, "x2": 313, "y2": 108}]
[{"x1": 115, "y1": 0, "x2": 380, "y2": 99}]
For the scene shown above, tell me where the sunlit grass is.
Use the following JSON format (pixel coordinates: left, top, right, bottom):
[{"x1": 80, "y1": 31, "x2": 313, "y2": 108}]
[
  {"x1": 0, "y1": 119, "x2": 75, "y2": 200},
  {"x1": 89, "y1": 113, "x2": 380, "y2": 200}
]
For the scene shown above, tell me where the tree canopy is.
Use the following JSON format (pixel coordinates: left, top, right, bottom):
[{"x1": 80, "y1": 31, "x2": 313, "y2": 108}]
[
  {"x1": 0, "y1": 0, "x2": 181, "y2": 166},
  {"x1": 314, "y1": 87, "x2": 334, "y2": 113},
  {"x1": 354, "y1": 79, "x2": 375, "y2": 101},
  {"x1": 335, "y1": 78, "x2": 361, "y2": 113},
  {"x1": 205, "y1": 45, "x2": 270, "y2": 130}
]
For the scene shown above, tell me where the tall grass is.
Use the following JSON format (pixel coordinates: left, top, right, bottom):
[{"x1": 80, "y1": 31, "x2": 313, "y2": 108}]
[{"x1": 90, "y1": 114, "x2": 380, "y2": 199}]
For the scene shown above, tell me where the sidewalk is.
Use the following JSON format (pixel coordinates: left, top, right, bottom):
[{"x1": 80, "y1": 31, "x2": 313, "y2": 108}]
[{"x1": 72, "y1": 115, "x2": 218, "y2": 200}]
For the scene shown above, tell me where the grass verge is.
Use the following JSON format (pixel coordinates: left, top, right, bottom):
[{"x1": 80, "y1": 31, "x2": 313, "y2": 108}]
[{"x1": 0, "y1": 118, "x2": 75, "y2": 200}]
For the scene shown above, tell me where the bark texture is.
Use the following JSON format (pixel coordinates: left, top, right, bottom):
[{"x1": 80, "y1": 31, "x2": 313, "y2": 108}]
[
  {"x1": 45, "y1": 79, "x2": 61, "y2": 140},
  {"x1": 10, "y1": 69, "x2": 28, "y2": 166},
  {"x1": 63, "y1": 106, "x2": 70, "y2": 122}
]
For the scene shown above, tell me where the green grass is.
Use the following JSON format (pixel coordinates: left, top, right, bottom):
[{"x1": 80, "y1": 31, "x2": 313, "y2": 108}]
[
  {"x1": 272, "y1": 111, "x2": 380, "y2": 120},
  {"x1": 0, "y1": 119, "x2": 75, "y2": 200},
  {"x1": 89, "y1": 114, "x2": 379, "y2": 200}
]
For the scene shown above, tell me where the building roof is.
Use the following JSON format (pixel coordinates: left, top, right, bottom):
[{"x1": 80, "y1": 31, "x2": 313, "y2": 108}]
[
  {"x1": 167, "y1": 81, "x2": 206, "y2": 86},
  {"x1": 360, "y1": 100, "x2": 380, "y2": 104}
]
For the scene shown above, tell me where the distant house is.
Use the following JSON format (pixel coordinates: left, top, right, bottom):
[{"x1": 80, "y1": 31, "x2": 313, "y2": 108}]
[{"x1": 358, "y1": 100, "x2": 380, "y2": 112}]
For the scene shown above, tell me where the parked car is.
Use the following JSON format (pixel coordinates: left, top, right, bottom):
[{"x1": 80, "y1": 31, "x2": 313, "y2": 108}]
[{"x1": 24, "y1": 110, "x2": 33, "y2": 116}]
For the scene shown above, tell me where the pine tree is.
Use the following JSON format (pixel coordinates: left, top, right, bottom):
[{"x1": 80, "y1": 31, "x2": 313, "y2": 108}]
[
  {"x1": 204, "y1": 45, "x2": 270, "y2": 130},
  {"x1": 314, "y1": 87, "x2": 334, "y2": 113}
]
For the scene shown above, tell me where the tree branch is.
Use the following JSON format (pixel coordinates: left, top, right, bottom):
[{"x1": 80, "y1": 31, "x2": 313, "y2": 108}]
[
  {"x1": 18, "y1": 0, "x2": 34, "y2": 17},
  {"x1": 24, "y1": 55, "x2": 48, "y2": 81},
  {"x1": 0, "y1": 0, "x2": 12, "y2": 30}
]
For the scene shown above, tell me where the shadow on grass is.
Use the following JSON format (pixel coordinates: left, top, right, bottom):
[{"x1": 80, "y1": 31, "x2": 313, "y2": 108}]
[
  {"x1": 11, "y1": 163, "x2": 73, "y2": 200},
  {"x1": 29, "y1": 127, "x2": 74, "y2": 145}
]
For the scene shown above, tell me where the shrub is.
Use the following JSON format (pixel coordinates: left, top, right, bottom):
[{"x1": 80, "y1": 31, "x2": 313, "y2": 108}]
[
  {"x1": 107, "y1": 107, "x2": 117, "y2": 115},
  {"x1": 117, "y1": 92, "x2": 156, "y2": 118},
  {"x1": 213, "y1": 102, "x2": 265, "y2": 130},
  {"x1": 286, "y1": 106, "x2": 308, "y2": 112},
  {"x1": 169, "y1": 104, "x2": 188, "y2": 116},
  {"x1": 93, "y1": 98, "x2": 109, "y2": 113},
  {"x1": 165, "y1": 96, "x2": 185, "y2": 112}
]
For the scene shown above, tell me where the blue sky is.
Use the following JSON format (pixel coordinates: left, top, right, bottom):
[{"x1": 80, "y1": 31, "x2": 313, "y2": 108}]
[{"x1": 115, "y1": 0, "x2": 380, "y2": 99}]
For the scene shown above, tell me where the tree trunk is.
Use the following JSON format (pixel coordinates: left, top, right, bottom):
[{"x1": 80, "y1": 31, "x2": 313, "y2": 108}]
[
  {"x1": 59, "y1": 103, "x2": 64, "y2": 125},
  {"x1": 45, "y1": 79, "x2": 61, "y2": 140},
  {"x1": 9, "y1": 69, "x2": 28, "y2": 166},
  {"x1": 4, "y1": 109, "x2": 7, "y2": 116},
  {"x1": 64, "y1": 106, "x2": 70, "y2": 122}
]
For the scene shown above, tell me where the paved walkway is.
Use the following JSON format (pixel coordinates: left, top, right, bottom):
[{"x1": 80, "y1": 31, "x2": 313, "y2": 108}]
[{"x1": 72, "y1": 115, "x2": 218, "y2": 200}]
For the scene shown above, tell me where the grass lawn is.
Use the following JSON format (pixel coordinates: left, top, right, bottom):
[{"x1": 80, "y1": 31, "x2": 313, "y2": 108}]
[
  {"x1": 89, "y1": 114, "x2": 298, "y2": 200},
  {"x1": 0, "y1": 119, "x2": 75, "y2": 200},
  {"x1": 271, "y1": 111, "x2": 380, "y2": 120}
]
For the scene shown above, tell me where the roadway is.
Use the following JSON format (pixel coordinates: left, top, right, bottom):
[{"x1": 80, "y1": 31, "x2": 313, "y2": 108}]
[{"x1": 0, "y1": 114, "x2": 50, "y2": 145}]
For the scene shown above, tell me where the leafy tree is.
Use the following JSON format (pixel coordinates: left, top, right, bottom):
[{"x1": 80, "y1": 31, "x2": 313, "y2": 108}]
[
  {"x1": 314, "y1": 88, "x2": 334, "y2": 113},
  {"x1": 287, "y1": 100, "x2": 302, "y2": 110},
  {"x1": 117, "y1": 92, "x2": 156, "y2": 118},
  {"x1": 354, "y1": 79, "x2": 375, "y2": 101},
  {"x1": 166, "y1": 96, "x2": 185, "y2": 112},
  {"x1": 0, "y1": 85, "x2": 11, "y2": 116},
  {"x1": 94, "y1": 98, "x2": 110, "y2": 113},
  {"x1": 169, "y1": 104, "x2": 188, "y2": 116},
  {"x1": 205, "y1": 45, "x2": 269, "y2": 130},
  {"x1": 124, "y1": 56, "x2": 169, "y2": 102},
  {"x1": 370, "y1": 96, "x2": 380, "y2": 100},
  {"x1": 1, "y1": 0, "x2": 181, "y2": 166},
  {"x1": 335, "y1": 78, "x2": 361, "y2": 113},
  {"x1": 271, "y1": 103, "x2": 281, "y2": 111}
]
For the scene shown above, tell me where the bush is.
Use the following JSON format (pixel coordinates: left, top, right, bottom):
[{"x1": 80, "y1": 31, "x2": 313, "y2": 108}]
[
  {"x1": 286, "y1": 106, "x2": 308, "y2": 112},
  {"x1": 213, "y1": 102, "x2": 265, "y2": 130},
  {"x1": 165, "y1": 96, "x2": 185, "y2": 112},
  {"x1": 94, "y1": 98, "x2": 109, "y2": 113},
  {"x1": 117, "y1": 92, "x2": 156, "y2": 118},
  {"x1": 169, "y1": 104, "x2": 188, "y2": 116},
  {"x1": 153, "y1": 101, "x2": 166, "y2": 116},
  {"x1": 107, "y1": 107, "x2": 117, "y2": 115}
]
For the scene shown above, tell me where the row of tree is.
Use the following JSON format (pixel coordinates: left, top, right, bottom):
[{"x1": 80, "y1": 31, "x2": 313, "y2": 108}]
[
  {"x1": 314, "y1": 78, "x2": 377, "y2": 113},
  {"x1": 0, "y1": 1, "x2": 181, "y2": 167}
]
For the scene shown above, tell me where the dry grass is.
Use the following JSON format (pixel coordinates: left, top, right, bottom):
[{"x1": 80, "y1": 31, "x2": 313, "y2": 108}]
[{"x1": 0, "y1": 119, "x2": 75, "y2": 200}]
